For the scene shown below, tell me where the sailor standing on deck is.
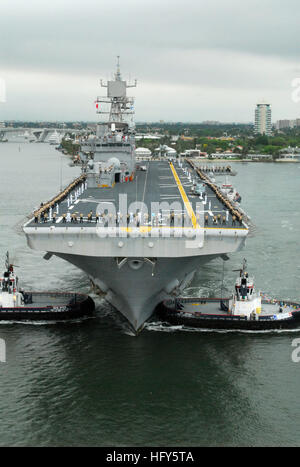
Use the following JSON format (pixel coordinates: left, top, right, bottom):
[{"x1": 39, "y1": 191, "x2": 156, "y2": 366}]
[
  {"x1": 158, "y1": 211, "x2": 162, "y2": 225},
  {"x1": 170, "y1": 210, "x2": 175, "y2": 227},
  {"x1": 117, "y1": 211, "x2": 121, "y2": 225}
]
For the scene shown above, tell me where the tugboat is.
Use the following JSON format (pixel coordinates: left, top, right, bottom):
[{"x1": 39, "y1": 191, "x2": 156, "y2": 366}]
[
  {"x1": 157, "y1": 259, "x2": 300, "y2": 330},
  {"x1": 220, "y1": 176, "x2": 242, "y2": 204},
  {"x1": 0, "y1": 252, "x2": 95, "y2": 321}
]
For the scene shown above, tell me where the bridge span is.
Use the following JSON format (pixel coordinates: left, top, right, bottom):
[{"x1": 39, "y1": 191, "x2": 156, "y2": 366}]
[{"x1": 0, "y1": 127, "x2": 82, "y2": 142}]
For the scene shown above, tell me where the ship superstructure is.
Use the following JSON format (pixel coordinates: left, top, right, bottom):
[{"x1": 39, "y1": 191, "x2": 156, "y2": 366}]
[
  {"x1": 81, "y1": 56, "x2": 137, "y2": 189},
  {"x1": 23, "y1": 60, "x2": 250, "y2": 332}
]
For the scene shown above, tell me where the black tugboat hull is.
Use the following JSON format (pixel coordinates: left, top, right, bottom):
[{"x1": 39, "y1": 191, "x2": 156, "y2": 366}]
[
  {"x1": 0, "y1": 292, "x2": 95, "y2": 321},
  {"x1": 157, "y1": 303, "x2": 300, "y2": 331}
]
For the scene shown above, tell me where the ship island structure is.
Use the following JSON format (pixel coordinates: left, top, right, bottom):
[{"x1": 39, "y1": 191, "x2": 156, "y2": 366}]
[{"x1": 23, "y1": 61, "x2": 249, "y2": 332}]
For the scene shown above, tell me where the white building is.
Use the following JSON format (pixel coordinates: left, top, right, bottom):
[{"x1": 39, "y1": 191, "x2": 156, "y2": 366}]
[
  {"x1": 135, "y1": 134, "x2": 162, "y2": 141},
  {"x1": 276, "y1": 154, "x2": 300, "y2": 162},
  {"x1": 182, "y1": 149, "x2": 207, "y2": 158},
  {"x1": 255, "y1": 102, "x2": 272, "y2": 136},
  {"x1": 247, "y1": 154, "x2": 273, "y2": 161},
  {"x1": 210, "y1": 153, "x2": 240, "y2": 159},
  {"x1": 155, "y1": 145, "x2": 177, "y2": 157},
  {"x1": 279, "y1": 146, "x2": 300, "y2": 154},
  {"x1": 135, "y1": 147, "x2": 152, "y2": 159}
]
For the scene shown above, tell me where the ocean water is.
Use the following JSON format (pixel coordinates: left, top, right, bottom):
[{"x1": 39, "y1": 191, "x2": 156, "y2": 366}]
[{"x1": 0, "y1": 143, "x2": 300, "y2": 447}]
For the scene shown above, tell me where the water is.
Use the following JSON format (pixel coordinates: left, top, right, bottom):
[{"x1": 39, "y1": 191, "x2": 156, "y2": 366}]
[{"x1": 0, "y1": 144, "x2": 300, "y2": 446}]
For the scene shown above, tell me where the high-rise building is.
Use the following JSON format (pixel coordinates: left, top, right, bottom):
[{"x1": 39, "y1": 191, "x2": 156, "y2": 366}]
[
  {"x1": 255, "y1": 102, "x2": 272, "y2": 136},
  {"x1": 276, "y1": 119, "x2": 292, "y2": 130}
]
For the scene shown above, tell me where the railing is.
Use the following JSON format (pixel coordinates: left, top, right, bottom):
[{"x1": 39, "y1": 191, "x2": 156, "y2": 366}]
[
  {"x1": 33, "y1": 174, "x2": 87, "y2": 218},
  {"x1": 186, "y1": 159, "x2": 244, "y2": 225},
  {"x1": 164, "y1": 297, "x2": 229, "y2": 308}
]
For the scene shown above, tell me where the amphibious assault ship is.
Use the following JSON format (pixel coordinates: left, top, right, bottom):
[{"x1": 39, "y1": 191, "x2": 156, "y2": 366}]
[{"x1": 23, "y1": 60, "x2": 249, "y2": 331}]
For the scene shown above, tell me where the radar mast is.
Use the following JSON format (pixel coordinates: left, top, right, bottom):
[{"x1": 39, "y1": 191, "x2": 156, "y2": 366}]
[{"x1": 96, "y1": 56, "x2": 137, "y2": 124}]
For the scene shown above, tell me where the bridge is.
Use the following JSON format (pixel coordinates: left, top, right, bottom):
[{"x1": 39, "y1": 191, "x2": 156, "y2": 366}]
[{"x1": 0, "y1": 127, "x2": 83, "y2": 142}]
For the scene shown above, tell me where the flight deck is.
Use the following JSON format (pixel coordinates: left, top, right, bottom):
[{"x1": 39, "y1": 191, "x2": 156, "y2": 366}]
[{"x1": 26, "y1": 159, "x2": 247, "y2": 233}]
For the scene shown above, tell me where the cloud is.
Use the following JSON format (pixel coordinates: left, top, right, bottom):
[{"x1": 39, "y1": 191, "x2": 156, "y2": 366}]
[{"x1": 0, "y1": 0, "x2": 300, "y2": 121}]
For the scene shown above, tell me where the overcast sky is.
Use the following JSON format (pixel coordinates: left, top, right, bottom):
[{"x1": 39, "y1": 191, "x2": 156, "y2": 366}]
[{"x1": 1, "y1": 0, "x2": 300, "y2": 122}]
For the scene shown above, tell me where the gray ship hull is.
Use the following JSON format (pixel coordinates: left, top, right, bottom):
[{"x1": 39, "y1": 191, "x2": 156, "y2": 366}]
[
  {"x1": 55, "y1": 253, "x2": 217, "y2": 331},
  {"x1": 24, "y1": 219, "x2": 248, "y2": 331}
]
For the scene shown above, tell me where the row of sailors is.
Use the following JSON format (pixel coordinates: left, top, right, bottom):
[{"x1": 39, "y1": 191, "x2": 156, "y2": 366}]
[
  {"x1": 34, "y1": 174, "x2": 87, "y2": 218},
  {"x1": 192, "y1": 165, "x2": 243, "y2": 224},
  {"x1": 36, "y1": 211, "x2": 181, "y2": 226},
  {"x1": 199, "y1": 166, "x2": 232, "y2": 173},
  {"x1": 35, "y1": 210, "x2": 236, "y2": 226},
  {"x1": 204, "y1": 213, "x2": 241, "y2": 226}
]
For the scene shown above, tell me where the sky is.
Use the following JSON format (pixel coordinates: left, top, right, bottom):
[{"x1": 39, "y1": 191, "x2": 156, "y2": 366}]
[{"x1": 1, "y1": 0, "x2": 300, "y2": 123}]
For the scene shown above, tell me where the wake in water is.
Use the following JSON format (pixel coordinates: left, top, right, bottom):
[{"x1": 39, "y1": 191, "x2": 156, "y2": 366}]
[
  {"x1": 0, "y1": 317, "x2": 94, "y2": 326},
  {"x1": 144, "y1": 320, "x2": 300, "y2": 335}
]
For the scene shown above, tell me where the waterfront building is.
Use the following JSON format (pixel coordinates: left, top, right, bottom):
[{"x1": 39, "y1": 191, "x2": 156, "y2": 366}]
[{"x1": 255, "y1": 103, "x2": 272, "y2": 136}]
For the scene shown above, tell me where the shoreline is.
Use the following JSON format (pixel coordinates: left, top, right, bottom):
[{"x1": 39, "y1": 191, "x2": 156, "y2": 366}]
[{"x1": 191, "y1": 158, "x2": 300, "y2": 163}]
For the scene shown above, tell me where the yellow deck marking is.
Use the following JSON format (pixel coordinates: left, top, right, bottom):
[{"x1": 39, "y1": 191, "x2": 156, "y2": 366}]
[
  {"x1": 139, "y1": 226, "x2": 152, "y2": 233},
  {"x1": 118, "y1": 226, "x2": 247, "y2": 231},
  {"x1": 169, "y1": 162, "x2": 199, "y2": 229}
]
